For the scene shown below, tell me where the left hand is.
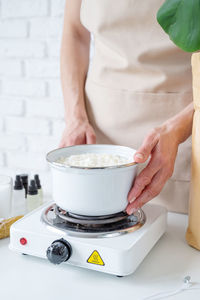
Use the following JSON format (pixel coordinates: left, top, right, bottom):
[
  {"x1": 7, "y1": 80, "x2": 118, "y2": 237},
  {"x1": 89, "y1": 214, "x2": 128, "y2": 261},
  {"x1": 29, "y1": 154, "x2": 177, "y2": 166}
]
[{"x1": 126, "y1": 123, "x2": 179, "y2": 215}]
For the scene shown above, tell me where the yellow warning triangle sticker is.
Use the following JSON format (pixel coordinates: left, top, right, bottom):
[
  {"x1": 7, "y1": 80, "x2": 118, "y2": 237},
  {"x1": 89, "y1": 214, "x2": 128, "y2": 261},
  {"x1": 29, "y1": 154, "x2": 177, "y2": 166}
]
[{"x1": 87, "y1": 250, "x2": 105, "y2": 266}]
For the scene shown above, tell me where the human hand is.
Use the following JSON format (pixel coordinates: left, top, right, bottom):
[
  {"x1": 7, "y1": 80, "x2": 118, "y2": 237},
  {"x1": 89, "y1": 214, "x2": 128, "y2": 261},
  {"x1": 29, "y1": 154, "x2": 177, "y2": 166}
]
[
  {"x1": 126, "y1": 124, "x2": 180, "y2": 215},
  {"x1": 59, "y1": 118, "x2": 96, "y2": 147}
]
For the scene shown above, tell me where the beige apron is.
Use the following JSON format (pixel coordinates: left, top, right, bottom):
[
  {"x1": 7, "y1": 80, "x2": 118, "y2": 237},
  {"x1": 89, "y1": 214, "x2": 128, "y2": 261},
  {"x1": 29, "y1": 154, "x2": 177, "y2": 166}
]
[{"x1": 80, "y1": 0, "x2": 192, "y2": 213}]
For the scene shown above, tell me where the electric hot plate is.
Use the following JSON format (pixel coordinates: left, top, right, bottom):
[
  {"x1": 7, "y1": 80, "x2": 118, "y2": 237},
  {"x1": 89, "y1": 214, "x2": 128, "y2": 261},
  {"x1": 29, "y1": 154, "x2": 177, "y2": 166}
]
[{"x1": 9, "y1": 202, "x2": 167, "y2": 276}]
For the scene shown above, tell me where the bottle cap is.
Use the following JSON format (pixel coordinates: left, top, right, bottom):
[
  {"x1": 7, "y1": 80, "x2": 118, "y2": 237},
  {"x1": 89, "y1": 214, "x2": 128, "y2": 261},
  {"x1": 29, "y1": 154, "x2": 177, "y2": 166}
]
[
  {"x1": 20, "y1": 174, "x2": 28, "y2": 183},
  {"x1": 34, "y1": 174, "x2": 41, "y2": 189},
  {"x1": 28, "y1": 180, "x2": 38, "y2": 195},
  {"x1": 14, "y1": 175, "x2": 23, "y2": 190}
]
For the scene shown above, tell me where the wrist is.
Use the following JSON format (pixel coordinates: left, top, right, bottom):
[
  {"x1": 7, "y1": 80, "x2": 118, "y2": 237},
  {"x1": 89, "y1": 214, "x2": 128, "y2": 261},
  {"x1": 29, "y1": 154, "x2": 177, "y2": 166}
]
[
  {"x1": 164, "y1": 119, "x2": 184, "y2": 145},
  {"x1": 163, "y1": 103, "x2": 194, "y2": 145},
  {"x1": 64, "y1": 109, "x2": 88, "y2": 124},
  {"x1": 64, "y1": 98, "x2": 89, "y2": 124}
]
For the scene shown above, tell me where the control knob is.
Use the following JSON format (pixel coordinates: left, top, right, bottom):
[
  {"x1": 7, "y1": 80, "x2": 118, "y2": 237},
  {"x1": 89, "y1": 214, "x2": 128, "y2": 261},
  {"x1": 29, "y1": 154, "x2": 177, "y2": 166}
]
[{"x1": 46, "y1": 238, "x2": 72, "y2": 264}]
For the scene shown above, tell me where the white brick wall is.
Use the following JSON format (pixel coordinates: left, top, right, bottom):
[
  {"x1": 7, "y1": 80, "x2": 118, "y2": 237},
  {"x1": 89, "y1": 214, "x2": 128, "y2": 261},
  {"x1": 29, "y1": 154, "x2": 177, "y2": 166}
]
[
  {"x1": 0, "y1": 40, "x2": 46, "y2": 58},
  {"x1": 1, "y1": 0, "x2": 48, "y2": 18},
  {"x1": 0, "y1": 0, "x2": 66, "y2": 196},
  {"x1": 0, "y1": 20, "x2": 28, "y2": 38},
  {"x1": 3, "y1": 79, "x2": 46, "y2": 96},
  {"x1": 0, "y1": 59, "x2": 22, "y2": 76}
]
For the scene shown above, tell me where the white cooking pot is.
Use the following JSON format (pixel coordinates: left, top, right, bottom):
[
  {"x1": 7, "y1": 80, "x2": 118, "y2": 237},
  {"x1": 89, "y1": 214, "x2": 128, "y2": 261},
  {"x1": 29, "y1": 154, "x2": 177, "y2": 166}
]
[{"x1": 46, "y1": 144, "x2": 137, "y2": 216}]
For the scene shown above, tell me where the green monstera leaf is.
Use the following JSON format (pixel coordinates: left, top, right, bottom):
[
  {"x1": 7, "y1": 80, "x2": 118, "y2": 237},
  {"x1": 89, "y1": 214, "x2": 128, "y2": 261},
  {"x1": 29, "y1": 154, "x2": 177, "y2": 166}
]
[{"x1": 157, "y1": 0, "x2": 200, "y2": 52}]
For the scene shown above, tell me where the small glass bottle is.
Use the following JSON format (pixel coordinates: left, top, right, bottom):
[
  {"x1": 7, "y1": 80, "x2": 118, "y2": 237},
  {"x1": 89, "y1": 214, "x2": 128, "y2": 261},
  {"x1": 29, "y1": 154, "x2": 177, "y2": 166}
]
[
  {"x1": 34, "y1": 174, "x2": 43, "y2": 204},
  {"x1": 20, "y1": 174, "x2": 28, "y2": 198},
  {"x1": 27, "y1": 180, "x2": 41, "y2": 212},
  {"x1": 12, "y1": 175, "x2": 26, "y2": 216},
  {"x1": 0, "y1": 175, "x2": 13, "y2": 219}
]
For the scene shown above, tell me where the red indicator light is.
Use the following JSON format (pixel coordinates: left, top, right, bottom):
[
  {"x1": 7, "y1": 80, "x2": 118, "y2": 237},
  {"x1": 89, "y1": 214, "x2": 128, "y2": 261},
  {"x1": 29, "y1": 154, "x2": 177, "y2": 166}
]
[{"x1": 20, "y1": 237, "x2": 27, "y2": 245}]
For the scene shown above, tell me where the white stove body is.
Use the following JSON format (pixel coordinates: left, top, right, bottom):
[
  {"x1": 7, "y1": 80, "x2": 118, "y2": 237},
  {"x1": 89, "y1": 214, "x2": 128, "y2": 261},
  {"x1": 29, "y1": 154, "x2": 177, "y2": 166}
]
[{"x1": 9, "y1": 203, "x2": 167, "y2": 276}]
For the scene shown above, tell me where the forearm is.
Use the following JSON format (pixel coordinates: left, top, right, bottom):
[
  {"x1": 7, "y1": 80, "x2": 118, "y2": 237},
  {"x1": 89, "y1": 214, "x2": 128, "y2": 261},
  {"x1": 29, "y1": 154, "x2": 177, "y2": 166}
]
[
  {"x1": 60, "y1": 1, "x2": 90, "y2": 123},
  {"x1": 165, "y1": 102, "x2": 194, "y2": 144}
]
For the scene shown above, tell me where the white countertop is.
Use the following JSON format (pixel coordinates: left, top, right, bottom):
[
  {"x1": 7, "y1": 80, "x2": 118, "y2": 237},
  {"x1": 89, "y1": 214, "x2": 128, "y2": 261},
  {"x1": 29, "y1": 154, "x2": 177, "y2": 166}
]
[{"x1": 1, "y1": 212, "x2": 200, "y2": 300}]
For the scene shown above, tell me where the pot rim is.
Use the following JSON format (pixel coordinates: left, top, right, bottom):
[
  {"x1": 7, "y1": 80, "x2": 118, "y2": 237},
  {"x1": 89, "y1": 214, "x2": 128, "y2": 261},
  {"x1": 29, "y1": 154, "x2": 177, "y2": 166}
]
[{"x1": 46, "y1": 144, "x2": 138, "y2": 170}]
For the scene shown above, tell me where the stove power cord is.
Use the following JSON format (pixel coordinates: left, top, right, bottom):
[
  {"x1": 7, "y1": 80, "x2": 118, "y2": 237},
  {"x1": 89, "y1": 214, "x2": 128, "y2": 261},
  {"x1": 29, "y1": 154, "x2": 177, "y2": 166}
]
[{"x1": 142, "y1": 276, "x2": 200, "y2": 300}]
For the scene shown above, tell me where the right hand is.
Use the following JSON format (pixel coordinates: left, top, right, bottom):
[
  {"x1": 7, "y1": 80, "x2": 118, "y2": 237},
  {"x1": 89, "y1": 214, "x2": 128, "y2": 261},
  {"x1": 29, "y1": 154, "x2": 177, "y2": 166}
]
[{"x1": 59, "y1": 118, "x2": 96, "y2": 147}]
